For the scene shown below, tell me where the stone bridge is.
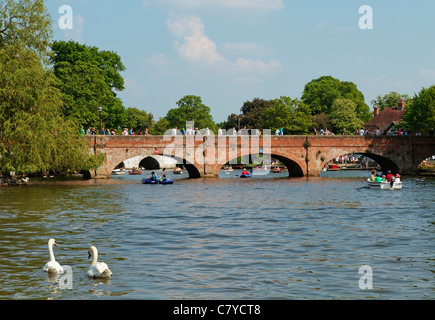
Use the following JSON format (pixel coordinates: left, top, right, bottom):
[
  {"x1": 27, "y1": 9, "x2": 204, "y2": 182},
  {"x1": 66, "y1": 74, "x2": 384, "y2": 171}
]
[{"x1": 86, "y1": 135, "x2": 435, "y2": 179}]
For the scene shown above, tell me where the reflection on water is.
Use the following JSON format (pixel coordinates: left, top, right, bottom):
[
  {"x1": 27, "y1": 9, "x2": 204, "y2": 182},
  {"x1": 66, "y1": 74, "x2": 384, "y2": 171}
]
[{"x1": 0, "y1": 170, "x2": 433, "y2": 300}]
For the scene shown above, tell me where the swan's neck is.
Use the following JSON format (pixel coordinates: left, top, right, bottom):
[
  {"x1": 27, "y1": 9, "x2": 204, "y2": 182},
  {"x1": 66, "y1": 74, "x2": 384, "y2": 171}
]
[
  {"x1": 48, "y1": 242, "x2": 55, "y2": 262},
  {"x1": 90, "y1": 248, "x2": 98, "y2": 266}
]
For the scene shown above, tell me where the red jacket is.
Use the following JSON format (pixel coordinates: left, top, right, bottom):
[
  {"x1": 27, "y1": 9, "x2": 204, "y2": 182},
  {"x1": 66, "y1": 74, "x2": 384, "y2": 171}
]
[{"x1": 386, "y1": 174, "x2": 394, "y2": 182}]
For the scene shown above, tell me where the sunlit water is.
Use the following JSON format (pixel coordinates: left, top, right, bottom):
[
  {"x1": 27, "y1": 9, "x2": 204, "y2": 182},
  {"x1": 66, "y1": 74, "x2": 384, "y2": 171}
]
[{"x1": 0, "y1": 169, "x2": 433, "y2": 300}]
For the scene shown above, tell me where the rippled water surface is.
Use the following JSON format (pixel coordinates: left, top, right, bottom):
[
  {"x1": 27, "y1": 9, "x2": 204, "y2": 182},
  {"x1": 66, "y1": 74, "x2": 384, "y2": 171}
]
[{"x1": 0, "y1": 170, "x2": 433, "y2": 300}]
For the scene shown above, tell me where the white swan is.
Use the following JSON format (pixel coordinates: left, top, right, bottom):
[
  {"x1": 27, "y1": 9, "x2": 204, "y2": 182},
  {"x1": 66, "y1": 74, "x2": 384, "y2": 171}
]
[
  {"x1": 87, "y1": 246, "x2": 112, "y2": 278},
  {"x1": 43, "y1": 239, "x2": 64, "y2": 274}
]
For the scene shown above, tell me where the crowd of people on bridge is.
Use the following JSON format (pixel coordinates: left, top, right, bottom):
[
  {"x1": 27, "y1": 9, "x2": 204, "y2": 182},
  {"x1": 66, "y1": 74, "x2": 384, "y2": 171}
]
[{"x1": 81, "y1": 125, "x2": 434, "y2": 137}]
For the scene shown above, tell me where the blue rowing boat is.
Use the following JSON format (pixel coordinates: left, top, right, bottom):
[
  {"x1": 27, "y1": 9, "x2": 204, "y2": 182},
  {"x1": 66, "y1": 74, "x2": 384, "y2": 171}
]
[{"x1": 142, "y1": 179, "x2": 174, "y2": 185}]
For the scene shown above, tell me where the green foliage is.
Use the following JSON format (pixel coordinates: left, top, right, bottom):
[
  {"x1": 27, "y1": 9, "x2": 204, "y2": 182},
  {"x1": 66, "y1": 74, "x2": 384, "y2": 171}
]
[
  {"x1": 262, "y1": 96, "x2": 312, "y2": 135},
  {"x1": 124, "y1": 107, "x2": 154, "y2": 133},
  {"x1": 151, "y1": 117, "x2": 170, "y2": 135},
  {"x1": 301, "y1": 75, "x2": 371, "y2": 122},
  {"x1": 370, "y1": 91, "x2": 412, "y2": 111},
  {"x1": 240, "y1": 98, "x2": 274, "y2": 129},
  {"x1": 401, "y1": 86, "x2": 435, "y2": 134},
  {"x1": 165, "y1": 95, "x2": 216, "y2": 132},
  {"x1": 220, "y1": 113, "x2": 242, "y2": 130},
  {"x1": 51, "y1": 40, "x2": 127, "y2": 129},
  {"x1": 0, "y1": 45, "x2": 104, "y2": 175},
  {"x1": 0, "y1": 0, "x2": 53, "y2": 60},
  {"x1": 329, "y1": 98, "x2": 363, "y2": 134}
]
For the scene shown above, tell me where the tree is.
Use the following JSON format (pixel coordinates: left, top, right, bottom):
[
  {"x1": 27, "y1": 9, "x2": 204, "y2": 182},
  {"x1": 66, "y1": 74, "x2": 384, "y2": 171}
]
[
  {"x1": 262, "y1": 96, "x2": 313, "y2": 134},
  {"x1": 312, "y1": 113, "x2": 331, "y2": 132},
  {"x1": 151, "y1": 117, "x2": 170, "y2": 135},
  {"x1": 0, "y1": 45, "x2": 104, "y2": 175},
  {"x1": 370, "y1": 91, "x2": 412, "y2": 111},
  {"x1": 401, "y1": 86, "x2": 435, "y2": 134},
  {"x1": 165, "y1": 95, "x2": 216, "y2": 132},
  {"x1": 51, "y1": 40, "x2": 127, "y2": 129},
  {"x1": 301, "y1": 75, "x2": 371, "y2": 122},
  {"x1": 240, "y1": 98, "x2": 274, "y2": 129},
  {"x1": 329, "y1": 99, "x2": 363, "y2": 134},
  {"x1": 220, "y1": 113, "x2": 241, "y2": 130},
  {"x1": 124, "y1": 107, "x2": 154, "y2": 133},
  {"x1": 0, "y1": 0, "x2": 53, "y2": 60}
]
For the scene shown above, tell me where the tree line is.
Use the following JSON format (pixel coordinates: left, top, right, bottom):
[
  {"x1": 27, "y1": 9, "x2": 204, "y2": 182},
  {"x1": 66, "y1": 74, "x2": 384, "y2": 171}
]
[{"x1": 1, "y1": 0, "x2": 434, "y2": 177}]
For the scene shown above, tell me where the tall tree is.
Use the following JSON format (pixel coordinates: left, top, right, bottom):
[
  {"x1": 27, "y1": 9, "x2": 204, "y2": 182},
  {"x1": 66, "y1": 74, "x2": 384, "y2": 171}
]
[
  {"x1": 0, "y1": 0, "x2": 53, "y2": 60},
  {"x1": 329, "y1": 98, "x2": 363, "y2": 134},
  {"x1": 301, "y1": 75, "x2": 371, "y2": 122},
  {"x1": 262, "y1": 96, "x2": 312, "y2": 135},
  {"x1": 240, "y1": 98, "x2": 274, "y2": 129},
  {"x1": 165, "y1": 95, "x2": 216, "y2": 132},
  {"x1": 401, "y1": 86, "x2": 435, "y2": 134},
  {"x1": 0, "y1": 45, "x2": 104, "y2": 175},
  {"x1": 51, "y1": 40, "x2": 127, "y2": 129},
  {"x1": 370, "y1": 91, "x2": 412, "y2": 111},
  {"x1": 124, "y1": 107, "x2": 154, "y2": 133}
]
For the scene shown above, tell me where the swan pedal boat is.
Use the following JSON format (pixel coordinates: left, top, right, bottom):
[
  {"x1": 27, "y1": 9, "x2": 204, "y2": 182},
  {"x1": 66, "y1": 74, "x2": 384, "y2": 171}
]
[
  {"x1": 367, "y1": 179, "x2": 402, "y2": 190},
  {"x1": 142, "y1": 178, "x2": 174, "y2": 185}
]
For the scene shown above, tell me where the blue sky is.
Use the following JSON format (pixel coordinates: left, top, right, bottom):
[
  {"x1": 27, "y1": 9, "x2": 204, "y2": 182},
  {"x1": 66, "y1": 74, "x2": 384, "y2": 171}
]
[{"x1": 47, "y1": 0, "x2": 435, "y2": 123}]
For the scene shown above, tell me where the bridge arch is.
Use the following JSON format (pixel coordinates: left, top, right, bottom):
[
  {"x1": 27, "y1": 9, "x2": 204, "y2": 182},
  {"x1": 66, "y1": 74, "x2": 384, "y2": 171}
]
[
  {"x1": 221, "y1": 153, "x2": 304, "y2": 178},
  {"x1": 139, "y1": 156, "x2": 161, "y2": 170},
  {"x1": 322, "y1": 152, "x2": 400, "y2": 174}
]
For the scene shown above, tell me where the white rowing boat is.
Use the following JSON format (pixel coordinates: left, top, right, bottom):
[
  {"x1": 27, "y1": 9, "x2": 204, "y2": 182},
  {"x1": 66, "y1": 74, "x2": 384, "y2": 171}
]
[{"x1": 367, "y1": 179, "x2": 402, "y2": 190}]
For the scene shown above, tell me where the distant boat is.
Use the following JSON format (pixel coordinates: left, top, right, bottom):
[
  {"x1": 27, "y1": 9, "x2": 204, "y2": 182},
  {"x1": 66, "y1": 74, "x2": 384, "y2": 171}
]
[
  {"x1": 240, "y1": 173, "x2": 251, "y2": 178},
  {"x1": 128, "y1": 169, "x2": 142, "y2": 175},
  {"x1": 173, "y1": 168, "x2": 183, "y2": 174},
  {"x1": 111, "y1": 169, "x2": 125, "y2": 175},
  {"x1": 272, "y1": 167, "x2": 282, "y2": 173}
]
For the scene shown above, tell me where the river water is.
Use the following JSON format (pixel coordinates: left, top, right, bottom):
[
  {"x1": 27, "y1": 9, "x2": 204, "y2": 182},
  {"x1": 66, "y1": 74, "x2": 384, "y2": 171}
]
[{"x1": 0, "y1": 169, "x2": 433, "y2": 300}]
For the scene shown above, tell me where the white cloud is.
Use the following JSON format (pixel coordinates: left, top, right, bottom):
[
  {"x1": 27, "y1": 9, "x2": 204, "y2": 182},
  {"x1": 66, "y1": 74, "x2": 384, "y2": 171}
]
[
  {"x1": 167, "y1": 14, "x2": 225, "y2": 66},
  {"x1": 166, "y1": 14, "x2": 281, "y2": 75},
  {"x1": 143, "y1": 0, "x2": 284, "y2": 10}
]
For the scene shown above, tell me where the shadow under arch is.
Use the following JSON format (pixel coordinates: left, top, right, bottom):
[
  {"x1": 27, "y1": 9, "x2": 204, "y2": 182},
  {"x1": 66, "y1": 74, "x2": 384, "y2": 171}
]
[
  {"x1": 324, "y1": 153, "x2": 400, "y2": 174},
  {"x1": 271, "y1": 154, "x2": 304, "y2": 177},
  {"x1": 222, "y1": 153, "x2": 304, "y2": 178},
  {"x1": 139, "y1": 156, "x2": 160, "y2": 170},
  {"x1": 153, "y1": 154, "x2": 201, "y2": 179},
  {"x1": 363, "y1": 153, "x2": 400, "y2": 174}
]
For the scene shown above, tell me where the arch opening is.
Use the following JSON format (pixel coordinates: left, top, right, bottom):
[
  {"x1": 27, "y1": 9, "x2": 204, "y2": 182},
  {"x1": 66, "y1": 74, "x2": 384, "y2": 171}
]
[
  {"x1": 322, "y1": 153, "x2": 399, "y2": 175},
  {"x1": 139, "y1": 157, "x2": 160, "y2": 170},
  {"x1": 220, "y1": 154, "x2": 304, "y2": 178},
  {"x1": 108, "y1": 155, "x2": 200, "y2": 179}
]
